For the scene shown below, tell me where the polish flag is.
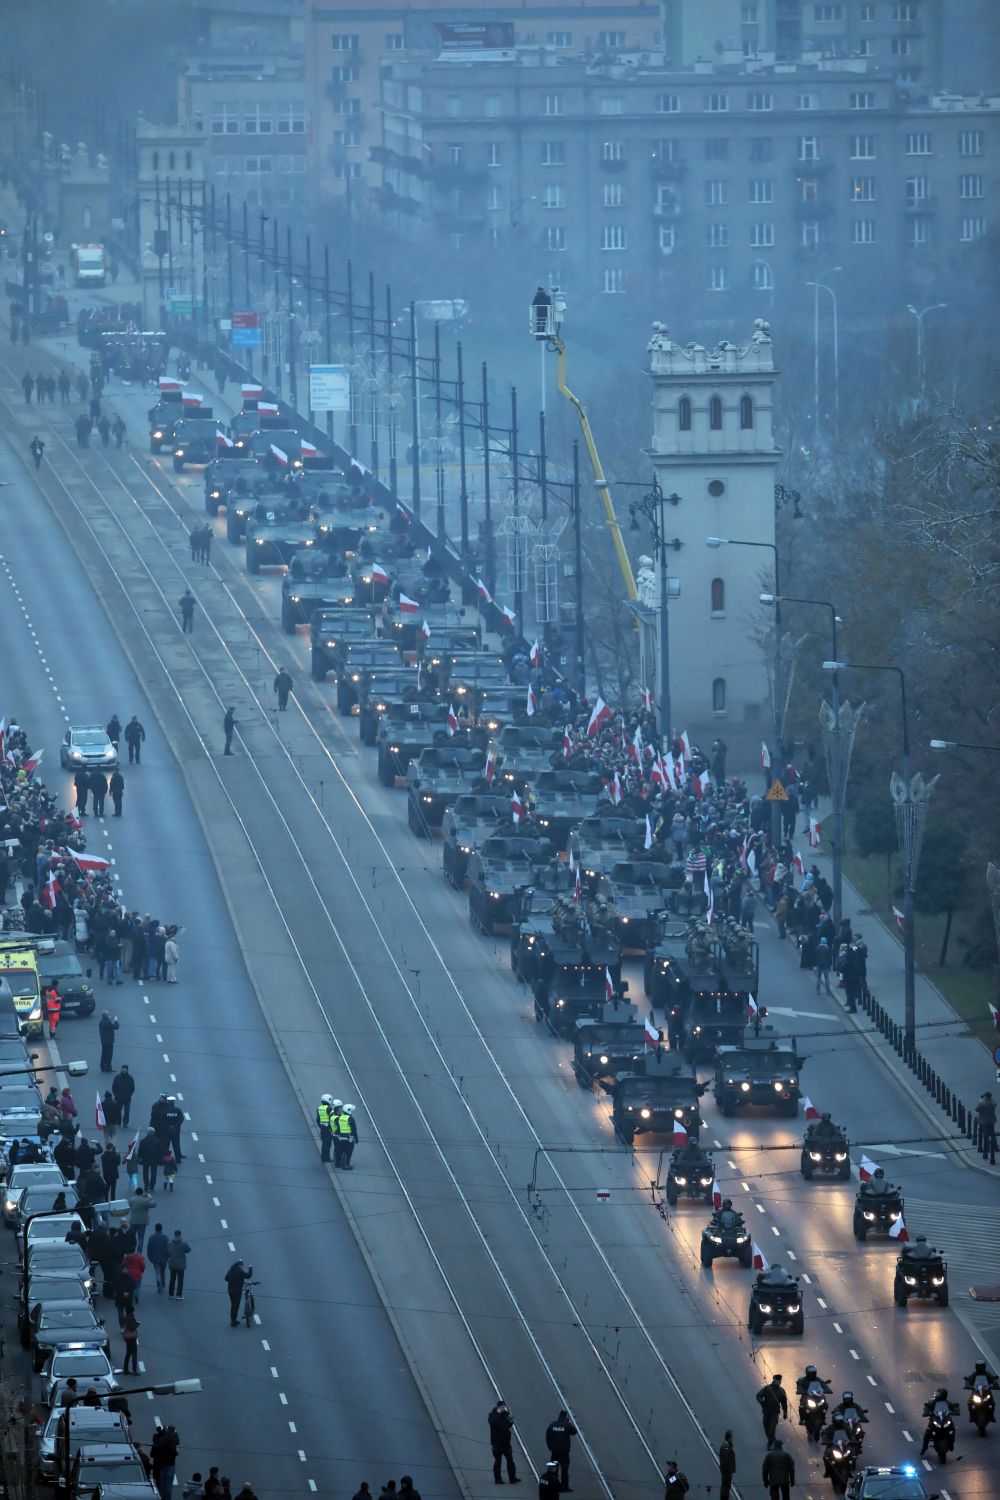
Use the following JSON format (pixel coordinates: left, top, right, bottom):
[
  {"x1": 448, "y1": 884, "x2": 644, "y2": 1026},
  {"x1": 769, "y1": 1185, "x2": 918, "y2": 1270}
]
[
  {"x1": 679, "y1": 730, "x2": 691, "y2": 762},
  {"x1": 484, "y1": 747, "x2": 496, "y2": 783},
  {"x1": 397, "y1": 593, "x2": 421, "y2": 613},
  {"x1": 526, "y1": 684, "x2": 537, "y2": 717},
  {"x1": 530, "y1": 640, "x2": 542, "y2": 668},
  {"x1": 270, "y1": 444, "x2": 290, "y2": 467},
  {"x1": 644, "y1": 815, "x2": 654, "y2": 851},
  {"x1": 40, "y1": 872, "x2": 60, "y2": 910},
  {"x1": 747, "y1": 994, "x2": 759, "y2": 1021},
  {"x1": 476, "y1": 578, "x2": 493, "y2": 605},
  {"x1": 611, "y1": 772, "x2": 623, "y2": 807},
  {"x1": 644, "y1": 1016, "x2": 660, "y2": 1049},
  {"x1": 420, "y1": 619, "x2": 432, "y2": 642},
  {"x1": 747, "y1": 848, "x2": 758, "y2": 878},
  {"x1": 573, "y1": 868, "x2": 581, "y2": 903},
  {"x1": 563, "y1": 726, "x2": 572, "y2": 761},
  {"x1": 258, "y1": 401, "x2": 279, "y2": 417},
  {"x1": 858, "y1": 1154, "x2": 878, "y2": 1184},
  {"x1": 416, "y1": 663, "x2": 425, "y2": 692},
  {"x1": 752, "y1": 1242, "x2": 769, "y2": 1272},
  {"x1": 95, "y1": 1092, "x2": 106, "y2": 1132},
  {"x1": 301, "y1": 439, "x2": 321, "y2": 458},
  {"x1": 693, "y1": 769, "x2": 711, "y2": 799},
  {"x1": 73, "y1": 852, "x2": 112, "y2": 873},
  {"x1": 22, "y1": 749, "x2": 44, "y2": 779},
  {"x1": 241, "y1": 382, "x2": 263, "y2": 400},
  {"x1": 761, "y1": 741, "x2": 772, "y2": 770},
  {"x1": 672, "y1": 1119, "x2": 689, "y2": 1147},
  {"x1": 650, "y1": 756, "x2": 668, "y2": 793},
  {"x1": 792, "y1": 850, "x2": 804, "y2": 876},
  {"x1": 182, "y1": 391, "x2": 202, "y2": 409},
  {"x1": 989, "y1": 1001, "x2": 1000, "y2": 1033},
  {"x1": 889, "y1": 1215, "x2": 909, "y2": 1242},
  {"x1": 64, "y1": 813, "x2": 83, "y2": 833},
  {"x1": 738, "y1": 839, "x2": 749, "y2": 874},
  {"x1": 159, "y1": 377, "x2": 182, "y2": 392},
  {"x1": 586, "y1": 698, "x2": 612, "y2": 738},
  {"x1": 620, "y1": 727, "x2": 629, "y2": 754},
  {"x1": 630, "y1": 725, "x2": 643, "y2": 764},
  {"x1": 499, "y1": 603, "x2": 517, "y2": 628},
  {"x1": 568, "y1": 847, "x2": 578, "y2": 875},
  {"x1": 892, "y1": 906, "x2": 905, "y2": 934},
  {"x1": 371, "y1": 563, "x2": 389, "y2": 586},
  {"x1": 662, "y1": 755, "x2": 678, "y2": 792},
  {"x1": 605, "y1": 967, "x2": 614, "y2": 1002},
  {"x1": 808, "y1": 817, "x2": 823, "y2": 848},
  {"x1": 216, "y1": 428, "x2": 234, "y2": 449},
  {"x1": 803, "y1": 1097, "x2": 820, "y2": 1121},
  {"x1": 447, "y1": 704, "x2": 458, "y2": 737},
  {"x1": 511, "y1": 790, "x2": 524, "y2": 825},
  {"x1": 641, "y1": 686, "x2": 654, "y2": 712},
  {"x1": 704, "y1": 872, "x2": 714, "y2": 927}
]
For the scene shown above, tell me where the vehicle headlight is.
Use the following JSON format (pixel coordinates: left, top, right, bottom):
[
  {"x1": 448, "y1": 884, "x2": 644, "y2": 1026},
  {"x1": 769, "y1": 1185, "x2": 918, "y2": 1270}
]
[
  {"x1": 699, "y1": 1177, "x2": 712, "y2": 1186},
  {"x1": 389, "y1": 745, "x2": 400, "y2": 754},
  {"x1": 932, "y1": 1275, "x2": 945, "y2": 1285},
  {"x1": 255, "y1": 537, "x2": 265, "y2": 545},
  {"x1": 459, "y1": 845, "x2": 471, "y2": 855},
  {"x1": 740, "y1": 1081, "x2": 751, "y2": 1093},
  {"x1": 810, "y1": 1151, "x2": 822, "y2": 1162},
  {"x1": 972, "y1": 1393, "x2": 984, "y2": 1403},
  {"x1": 175, "y1": 449, "x2": 185, "y2": 457},
  {"x1": 710, "y1": 1233, "x2": 722, "y2": 1244},
  {"x1": 29, "y1": 1005, "x2": 41, "y2": 1021},
  {"x1": 864, "y1": 1211, "x2": 875, "y2": 1220},
  {"x1": 835, "y1": 1152, "x2": 847, "y2": 1161},
  {"x1": 620, "y1": 915, "x2": 628, "y2": 923},
  {"x1": 422, "y1": 795, "x2": 433, "y2": 803},
  {"x1": 555, "y1": 999, "x2": 565, "y2": 1008},
  {"x1": 488, "y1": 891, "x2": 500, "y2": 899},
  {"x1": 674, "y1": 1176, "x2": 687, "y2": 1186},
  {"x1": 290, "y1": 593, "x2": 300, "y2": 602},
  {"x1": 758, "y1": 1302, "x2": 772, "y2": 1313},
  {"x1": 788, "y1": 1078, "x2": 797, "y2": 1087},
  {"x1": 4, "y1": 1198, "x2": 15, "y2": 1211},
  {"x1": 639, "y1": 1107, "x2": 651, "y2": 1120},
  {"x1": 692, "y1": 1025, "x2": 702, "y2": 1035},
  {"x1": 725, "y1": 1076, "x2": 735, "y2": 1084},
  {"x1": 599, "y1": 1054, "x2": 609, "y2": 1065},
  {"x1": 904, "y1": 1275, "x2": 917, "y2": 1285},
  {"x1": 806, "y1": 1398, "x2": 818, "y2": 1409},
  {"x1": 787, "y1": 1303, "x2": 800, "y2": 1314},
  {"x1": 71, "y1": 748, "x2": 82, "y2": 760},
  {"x1": 153, "y1": 429, "x2": 163, "y2": 439},
  {"x1": 774, "y1": 1081, "x2": 784, "y2": 1093}
]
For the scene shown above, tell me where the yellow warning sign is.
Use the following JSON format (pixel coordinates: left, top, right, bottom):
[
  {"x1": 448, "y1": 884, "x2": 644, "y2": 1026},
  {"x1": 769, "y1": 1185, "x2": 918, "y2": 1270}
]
[{"x1": 765, "y1": 778, "x2": 789, "y2": 802}]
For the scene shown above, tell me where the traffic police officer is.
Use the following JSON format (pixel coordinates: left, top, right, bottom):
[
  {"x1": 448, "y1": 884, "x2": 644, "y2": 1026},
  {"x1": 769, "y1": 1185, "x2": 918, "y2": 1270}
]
[
  {"x1": 544, "y1": 1410, "x2": 577, "y2": 1492},
  {"x1": 336, "y1": 1103, "x2": 359, "y2": 1169},
  {"x1": 317, "y1": 1095, "x2": 339, "y2": 1163}
]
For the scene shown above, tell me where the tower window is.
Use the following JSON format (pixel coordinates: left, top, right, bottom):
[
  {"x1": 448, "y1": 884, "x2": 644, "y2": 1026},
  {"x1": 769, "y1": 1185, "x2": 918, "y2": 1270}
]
[
  {"x1": 709, "y1": 395, "x2": 723, "y2": 430},
  {"x1": 711, "y1": 578, "x2": 725, "y2": 613},
  {"x1": 678, "y1": 396, "x2": 692, "y2": 431},
  {"x1": 712, "y1": 678, "x2": 727, "y2": 712},
  {"x1": 740, "y1": 394, "x2": 754, "y2": 429}
]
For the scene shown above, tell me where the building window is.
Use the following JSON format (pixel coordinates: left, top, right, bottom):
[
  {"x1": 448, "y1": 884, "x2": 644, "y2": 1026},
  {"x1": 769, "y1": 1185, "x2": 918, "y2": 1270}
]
[
  {"x1": 488, "y1": 185, "x2": 503, "y2": 212},
  {"x1": 678, "y1": 396, "x2": 692, "y2": 430},
  {"x1": 797, "y1": 92, "x2": 819, "y2": 110},
  {"x1": 960, "y1": 216, "x2": 986, "y2": 241},
  {"x1": 742, "y1": 2, "x2": 759, "y2": 18},
  {"x1": 705, "y1": 138, "x2": 729, "y2": 161},
  {"x1": 959, "y1": 130, "x2": 983, "y2": 156},
  {"x1": 740, "y1": 394, "x2": 754, "y2": 427},
  {"x1": 487, "y1": 142, "x2": 502, "y2": 167},
  {"x1": 541, "y1": 141, "x2": 565, "y2": 167},
  {"x1": 603, "y1": 183, "x2": 623, "y2": 207},
  {"x1": 331, "y1": 33, "x2": 359, "y2": 50},
  {"x1": 706, "y1": 223, "x2": 730, "y2": 248},
  {"x1": 709, "y1": 395, "x2": 723, "y2": 429},
  {"x1": 276, "y1": 155, "x2": 305, "y2": 175},
  {"x1": 959, "y1": 173, "x2": 984, "y2": 199},
  {"x1": 244, "y1": 156, "x2": 273, "y2": 175},
  {"x1": 334, "y1": 162, "x2": 363, "y2": 181},
  {"x1": 798, "y1": 136, "x2": 819, "y2": 161},
  {"x1": 750, "y1": 222, "x2": 774, "y2": 247},
  {"x1": 711, "y1": 578, "x2": 726, "y2": 613},
  {"x1": 484, "y1": 96, "x2": 502, "y2": 118},
  {"x1": 905, "y1": 175, "x2": 928, "y2": 204},
  {"x1": 542, "y1": 184, "x2": 565, "y2": 209},
  {"x1": 602, "y1": 267, "x2": 626, "y2": 294},
  {"x1": 600, "y1": 97, "x2": 624, "y2": 116},
  {"x1": 658, "y1": 94, "x2": 680, "y2": 113},
  {"x1": 852, "y1": 218, "x2": 877, "y2": 243},
  {"x1": 851, "y1": 175, "x2": 877, "y2": 201},
  {"x1": 748, "y1": 92, "x2": 773, "y2": 112},
  {"x1": 712, "y1": 678, "x2": 727, "y2": 712},
  {"x1": 907, "y1": 217, "x2": 930, "y2": 247},
  {"x1": 706, "y1": 179, "x2": 728, "y2": 206},
  {"x1": 386, "y1": 33, "x2": 404, "y2": 50},
  {"x1": 544, "y1": 226, "x2": 566, "y2": 251},
  {"x1": 445, "y1": 96, "x2": 462, "y2": 118},
  {"x1": 800, "y1": 179, "x2": 819, "y2": 204},
  {"x1": 547, "y1": 30, "x2": 572, "y2": 47},
  {"x1": 857, "y1": 38, "x2": 873, "y2": 56},
  {"x1": 601, "y1": 224, "x2": 628, "y2": 250},
  {"x1": 850, "y1": 91, "x2": 876, "y2": 110},
  {"x1": 801, "y1": 220, "x2": 820, "y2": 247},
  {"x1": 850, "y1": 134, "x2": 876, "y2": 159},
  {"x1": 751, "y1": 260, "x2": 773, "y2": 291},
  {"x1": 705, "y1": 93, "x2": 729, "y2": 112},
  {"x1": 331, "y1": 65, "x2": 360, "y2": 84},
  {"x1": 813, "y1": 4, "x2": 844, "y2": 18},
  {"x1": 447, "y1": 144, "x2": 463, "y2": 165},
  {"x1": 543, "y1": 94, "x2": 563, "y2": 116},
  {"x1": 891, "y1": 36, "x2": 911, "y2": 55},
  {"x1": 602, "y1": 140, "x2": 625, "y2": 161},
  {"x1": 749, "y1": 178, "x2": 773, "y2": 204},
  {"x1": 168, "y1": 152, "x2": 175, "y2": 170},
  {"x1": 658, "y1": 225, "x2": 676, "y2": 253},
  {"x1": 860, "y1": 1, "x2": 876, "y2": 17},
  {"x1": 654, "y1": 139, "x2": 679, "y2": 163},
  {"x1": 334, "y1": 128, "x2": 361, "y2": 149},
  {"x1": 749, "y1": 138, "x2": 772, "y2": 163},
  {"x1": 906, "y1": 132, "x2": 932, "y2": 155},
  {"x1": 210, "y1": 103, "x2": 240, "y2": 135},
  {"x1": 597, "y1": 30, "x2": 625, "y2": 48},
  {"x1": 709, "y1": 267, "x2": 729, "y2": 292},
  {"x1": 892, "y1": 2, "x2": 918, "y2": 18}
]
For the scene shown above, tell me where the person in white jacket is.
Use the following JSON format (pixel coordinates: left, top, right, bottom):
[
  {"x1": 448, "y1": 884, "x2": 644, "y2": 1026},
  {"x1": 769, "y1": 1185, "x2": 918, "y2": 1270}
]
[{"x1": 164, "y1": 935, "x2": 180, "y2": 983}]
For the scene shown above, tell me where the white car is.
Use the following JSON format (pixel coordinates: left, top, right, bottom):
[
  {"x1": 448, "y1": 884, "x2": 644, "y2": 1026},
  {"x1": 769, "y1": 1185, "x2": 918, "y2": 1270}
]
[
  {"x1": 59, "y1": 727, "x2": 117, "y2": 770},
  {"x1": 3, "y1": 1163, "x2": 66, "y2": 1226},
  {"x1": 42, "y1": 1345, "x2": 119, "y2": 1407}
]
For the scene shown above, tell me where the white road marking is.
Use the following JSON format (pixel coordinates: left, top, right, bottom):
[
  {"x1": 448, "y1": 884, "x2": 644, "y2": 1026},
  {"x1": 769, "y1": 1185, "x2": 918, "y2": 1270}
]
[
  {"x1": 786, "y1": 1251, "x2": 797, "y2": 1261},
  {"x1": 817, "y1": 1297, "x2": 827, "y2": 1309},
  {"x1": 849, "y1": 1348, "x2": 859, "y2": 1360},
  {"x1": 308, "y1": 1482, "x2": 317, "y2": 1492},
  {"x1": 212, "y1": 1197, "x2": 220, "y2": 1207},
  {"x1": 770, "y1": 1226, "x2": 780, "y2": 1236},
  {"x1": 833, "y1": 1322, "x2": 843, "y2": 1333},
  {"x1": 298, "y1": 1452, "x2": 307, "y2": 1463},
  {"x1": 221, "y1": 1218, "x2": 228, "y2": 1229},
  {"x1": 866, "y1": 1376, "x2": 877, "y2": 1386},
  {"x1": 903, "y1": 1430, "x2": 913, "y2": 1442},
  {"x1": 742, "y1": 1181, "x2": 751, "y2": 1191},
  {"x1": 885, "y1": 1402, "x2": 895, "y2": 1413},
  {"x1": 867, "y1": 1143, "x2": 946, "y2": 1160},
  {"x1": 205, "y1": 1175, "x2": 213, "y2": 1185},
  {"x1": 279, "y1": 1393, "x2": 288, "y2": 1405},
  {"x1": 288, "y1": 1422, "x2": 297, "y2": 1434},
  {"x1": 765, "y1": 1006, "x2": 840, "y2": 1022},
  {"x1": 261, "y1": 1339, "x2": 269, "y2": 1351},
  {"x1": 198, "y1": 1153, "x2": 205, "y2": 1164},
  {"x1": 270, "y1": 1367, "x2": 278, "y2": 1378},
  {"x1": 801, "y1": 1273, "x2": 811, "y2": 1284}
]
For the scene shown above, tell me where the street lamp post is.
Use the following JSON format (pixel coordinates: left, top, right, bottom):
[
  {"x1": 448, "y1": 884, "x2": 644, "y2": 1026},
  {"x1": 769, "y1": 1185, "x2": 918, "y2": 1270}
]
[
  {"x1": 823, "y1": 661, "x2": 937, "y2": 1050},
  {"x1": 806, "y1": 268, "x2": 841, "y2": 440},
  {"x1": 630, "y1": 479, "x2": 681, "y2": 743},
  {"x1": 906, "y1": 302, "x2": 946, "y2": 402}
]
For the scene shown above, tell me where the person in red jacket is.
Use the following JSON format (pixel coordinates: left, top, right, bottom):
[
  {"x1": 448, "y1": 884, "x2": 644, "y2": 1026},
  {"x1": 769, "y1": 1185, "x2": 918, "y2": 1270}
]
[{"x1": 123, "y1": 1248, "x2": 146, "y2": 1302}]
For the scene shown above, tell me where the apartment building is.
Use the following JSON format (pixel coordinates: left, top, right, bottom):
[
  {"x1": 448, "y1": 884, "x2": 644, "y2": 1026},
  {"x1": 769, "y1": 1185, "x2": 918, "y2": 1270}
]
[
  {"x1": 378, "y1": 54, "x2": 997, "y2": 322},
  {"x1": 179, "y1": 54, "x2": 306, "y2": 212}
]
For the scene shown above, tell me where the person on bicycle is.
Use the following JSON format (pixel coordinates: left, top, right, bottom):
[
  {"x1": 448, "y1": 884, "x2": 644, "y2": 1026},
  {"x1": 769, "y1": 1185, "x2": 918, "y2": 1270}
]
[{"x1": 225, "y1": 1258, "x2": 253, "y2": 1326}]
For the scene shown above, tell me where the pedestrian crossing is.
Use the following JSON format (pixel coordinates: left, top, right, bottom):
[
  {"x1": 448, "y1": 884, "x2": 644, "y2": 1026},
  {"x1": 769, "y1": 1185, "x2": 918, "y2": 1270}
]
[{"x1": 905, "y1": 1198, "x2": 1000, "y2": 1337}]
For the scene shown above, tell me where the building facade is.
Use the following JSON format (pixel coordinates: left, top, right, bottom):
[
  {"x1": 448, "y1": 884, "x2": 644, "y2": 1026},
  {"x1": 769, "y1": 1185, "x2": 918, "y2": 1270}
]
[
  {"x1": 645, "y1": 318, "x2": 779, "y2": 754},
  {"x1": 135, "y1": 119, "x2": 206, "y2": 322}
]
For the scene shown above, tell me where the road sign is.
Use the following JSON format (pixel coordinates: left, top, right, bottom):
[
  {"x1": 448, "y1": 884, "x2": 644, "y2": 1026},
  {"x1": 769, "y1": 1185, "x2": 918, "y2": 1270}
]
[
  {"x1": 170, "y1": 296, "x2": 192, "y2": 317},
  {"x1": 231, "y1": 310, "x2": 261, "y2": 349},
  {"x1": 765, "y1": 778, "x2": 788, "y2": 801},
  {"x1": 309, "y1": 363, "x2": 350, "y2": 413}
]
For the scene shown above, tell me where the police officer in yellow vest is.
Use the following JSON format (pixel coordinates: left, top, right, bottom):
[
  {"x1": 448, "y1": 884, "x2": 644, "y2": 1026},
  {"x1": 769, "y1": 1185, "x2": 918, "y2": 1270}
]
[
  {"x1": 317, "y1": 1095, "x2": 340, "y2": 1163},
  {"x1": 334, "y1": 1103, "x2": 358, "y2": 1169}
]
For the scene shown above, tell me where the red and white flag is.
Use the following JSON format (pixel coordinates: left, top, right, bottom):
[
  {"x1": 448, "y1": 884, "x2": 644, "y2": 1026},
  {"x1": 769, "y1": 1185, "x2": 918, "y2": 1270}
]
[
  {"x1": 499, "y1": 603, "x2": 517, "y2": 628},
  {"x1": 650, "y1": 755, "x2": 668, "y2": 793},
  {"x1": 484, "y1": 747, "x2": 496, "y2": 783},
  {"x1": 630, "y1": 725, "x2": 643, "y2": 764},
  {"x1": 573, "y1": 868, "x2": 581, "y2": 903},
  {"x1": 662, "y1": 754, "x2": 678, "y2": 792},
  {"x1": 889, "y1": 1215, "x2": 909, "y2": 1242},
  {"x1": 803, "y1": 1097, "x2": 820, "y2": 1121},
  {"x1": 611, "y1": 772, "x2": 623, "y2": 807},
  {"x1": 694, "y1": 769, "x2": 711, "y2": 799},
  {"x1": 419, "y1": 619, "x2": 432, "y2": 642},
  {"x1": 644, "y1": 1016, "x2": 660, "y2": 1049},
  {"x1": 73, "y1": 852, "x2": 112, "y2": 873},
  {"x1": 95, "y1": 1092, "x2": 106, "y2": 1132},
  {"x1": 21, "y1": 749, "x2": 44, "y2": 778},
  {"x1": 529, "y1": 640, "x2": 542, "y2": 668},
  {"x1": 476, "y1": 577, "x2": 493, "y2": 605},
  {"x1": 301, "y1": 439, "x2": 321, "y2": 458},
  {"x1": 704, "y1": 872, "x2": 714, "y2": 928},
  {"x1": 747, "y1": 994, "x2": 759, "y2": 1021},
  {"x1": 526, "y1": 683, "x2": 537, "y2": 718},
  {"x1": 747, "y1": 848, "x2": 758, "y2": 878},
  {"x1": 562, "y1": 726, "x2": 572, "y2": 761},
  {"x1": 644, "y1": 814, "x2": 654, "y2": 851},
  {"x1": 858, "y1": 1154, "x2": 878, "y2": 1184},
  {"x1": 182, "y1": 391, "x2": 202, "y2": 409},
  {"x1": 640, "y1": 685, "x2": 654, "y2": 713},
  {"x1": 892, "y1": 906, "x2": 905, "y2": 934},
  {"x1": 270, "y1": 443, "x2": 290, "y2": 467},
  {"x1": 679, "y1": 730, "x2": 692, "y2": 762},
  {"x1": 216, "y1": 428, "x2": 234, "y2": 449},
  {"x1": 447, "y1": 704, "x2": 458, "y2": 737},
  {"x1": 511, "y1": 790, "x2": 524, "y2": 825},
  {"x1": 367, "y1": 563, "x2": 388, "y2": 588},
  {"x1": 258, "y1": 400, "x2": 279, "y2": 417},
  {"x1": 605, "y1": 967, "x2": 614, "y2": 1002},
  {"x1": 792, "y1": 850, "x2": 804, "y2": 876},
  {"x1": 40, "y1": 872, "x2": 60, "y2": 910},
  {"x1": 989, "y1": 1001, "x2": 1000, "y2": 1033},
  {"x1": 160, "y1": 376, "x2": 182, "y2": 393},
  {"x1": 586, "y1": 698, "x2": 612, "y2": 738},
  {"x1": 568, "y1": 847, "x2": 578, "y2": 875},
  {"x1": 752, "y1": 1242, "x2": 769, "y2": 1271},
  {"x1": 416, "y1": 663, "x2": 425, "y2": 693},
  {"x1": 241, "y1": 382, "x2": 263, "y2": 399},
  {"x1": 672, "y1": 1119, "x2": 688, "y2": 1147},
  {"x1": 808, "y1": 817, "x2": 823, "y2": 848},
  {"x1": 397, "y1": 593, "x2": 421, "y2": 614},
  {"x1": 761, "y1": 741, "x2": 772, "y2": 770}
]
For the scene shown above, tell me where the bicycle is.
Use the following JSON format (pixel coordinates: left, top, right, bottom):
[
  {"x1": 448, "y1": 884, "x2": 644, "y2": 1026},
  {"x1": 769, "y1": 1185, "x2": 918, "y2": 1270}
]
[{"x1": 242, "y1": 1280, "x2": 260, "y2": 1327}]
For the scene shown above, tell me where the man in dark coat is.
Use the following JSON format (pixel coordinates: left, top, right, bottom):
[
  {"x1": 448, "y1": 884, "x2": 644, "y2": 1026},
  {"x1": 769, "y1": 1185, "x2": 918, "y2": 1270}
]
[
  {"x1": 89, "y1": 769, "x2": 108, "y2": 817},
  {"x1": 718, "y1": 1431, "x2": 736, "y2": 1500},
  {"x1": 487, "y1": 1400, "x2": 519, "y2": 1485},
  {"x1": 99, "y1": 1011, "x2": 119, "y2": 1071},
  {"x1": 761, "y1": 1439, "x2": 795, "y2": 1500},
  {"x1": 544, "y1": 1411, "x2": 577, "y2": 1492},
  {"x1": 124, "y1": 717, "x2": 145, "y2": 765},
  {"x1": 74, "y1": 769, "x2": 90, "y2": 815},
  {"x1": 112, "y1": 1065, "x2": 136, "y2": 1127},
  {"x1": 110, "y1": 768, "x2": 125, "y2": 816}
]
